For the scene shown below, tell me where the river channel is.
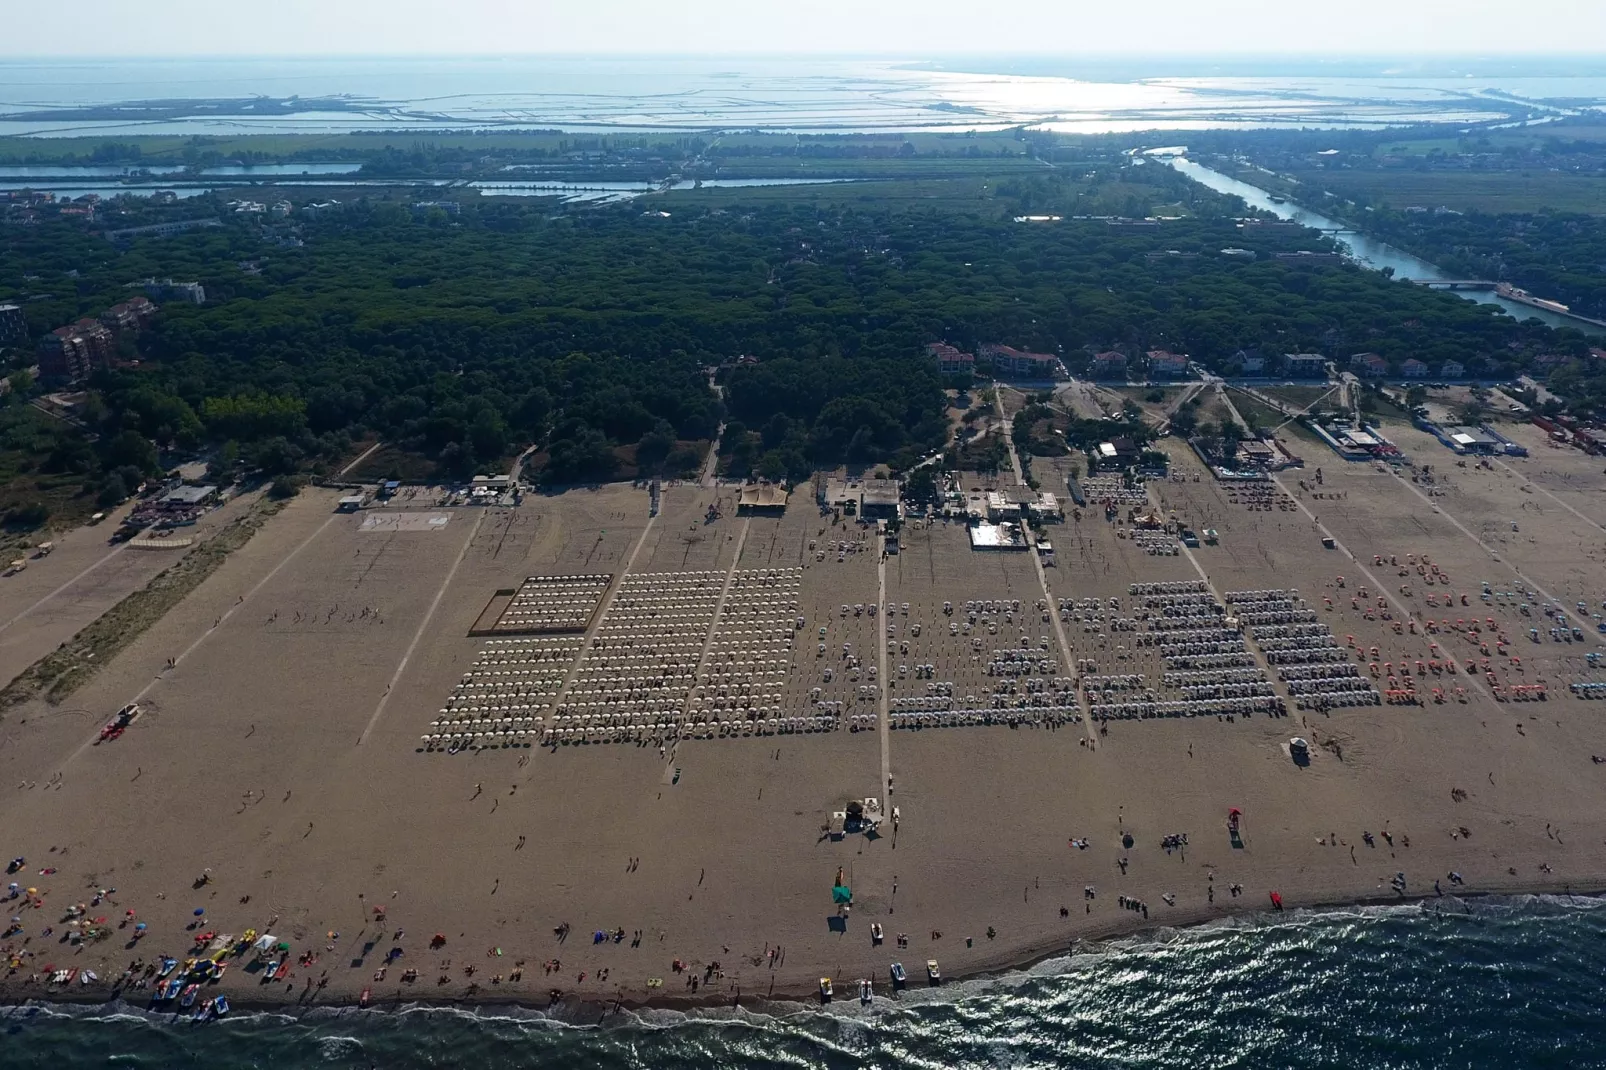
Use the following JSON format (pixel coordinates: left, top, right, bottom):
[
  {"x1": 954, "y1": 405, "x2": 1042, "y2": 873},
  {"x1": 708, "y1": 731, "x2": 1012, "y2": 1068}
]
[{"x1": 1167, "y1": 156, "x2": 1605, "y2": 337}]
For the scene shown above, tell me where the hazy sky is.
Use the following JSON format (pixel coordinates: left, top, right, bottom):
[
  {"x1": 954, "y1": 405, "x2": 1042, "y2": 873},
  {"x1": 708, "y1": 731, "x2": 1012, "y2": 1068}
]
[{"x1": 4, "y1": 0, "x2": 1605, "y2": 56}]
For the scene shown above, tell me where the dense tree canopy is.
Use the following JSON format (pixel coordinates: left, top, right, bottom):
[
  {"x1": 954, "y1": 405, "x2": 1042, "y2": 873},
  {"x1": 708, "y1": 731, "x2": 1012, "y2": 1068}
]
[{"x1": 0, "y1": 178, "x2": 1587, "y2": 495}]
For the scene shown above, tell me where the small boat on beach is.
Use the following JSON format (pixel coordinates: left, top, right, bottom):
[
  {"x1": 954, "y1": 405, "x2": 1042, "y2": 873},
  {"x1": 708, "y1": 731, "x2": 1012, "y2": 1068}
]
[
  {"x1": 870, "y1": 922, "x2": 883, "y2": 945},
  {"x1": 889, "y1": 962, "x2": 906, "y2": 988},
  {"x1": 859, "y1": 978, "x2": 873, "y2": 1004},
  {"x1": 179, "y1": 983, "x2": 199, "y2": 1008},
  {"x1": 926, "y1": 959, "x2": 941, "y2": 985},
  {"x1": 818, "y1": 977, "x2": 833, "y2": 1002}
]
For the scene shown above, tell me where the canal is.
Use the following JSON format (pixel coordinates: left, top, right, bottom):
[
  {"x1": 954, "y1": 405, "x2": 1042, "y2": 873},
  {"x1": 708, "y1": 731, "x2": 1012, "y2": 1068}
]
[{"x1": 1167, "y1": 156, "x2": 1605, "y2": 337}]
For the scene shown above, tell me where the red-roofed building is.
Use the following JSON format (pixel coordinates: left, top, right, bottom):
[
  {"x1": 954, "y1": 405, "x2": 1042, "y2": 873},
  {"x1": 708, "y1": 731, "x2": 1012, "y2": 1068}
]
[
  {"x1": 1089, "y1": 351, "x2": 1128, "y2": 379},
  {"x1": 925, "y1": 342, "x2": 975, "y2": 377},
  {"x1": 1146, "y1": 349, "x2": 1190, "y2": 379},
  {"x1": 1400, "y1": 358, "x2": 1429, "y2": 378},
  {"x1": 980, "y1": 343, "x2": 1061, "y2": 380},
  {"x1": 39, "y1": 320, "x2": 112, "y2": 383},
  {"x1": 1349, "y1": 352, "x2": 1388, "y2": 377},
  {"x1": 99, "y1": 295, "x2": 157, "y2": 335}
]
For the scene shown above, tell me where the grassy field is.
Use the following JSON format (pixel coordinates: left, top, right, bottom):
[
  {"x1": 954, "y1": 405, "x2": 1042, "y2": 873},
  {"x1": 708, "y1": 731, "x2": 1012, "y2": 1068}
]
[
  {"x1": 1286, "y1": 168, "x2": 1606, "y2": 214},
  {"x1": 714, "y1": 131, "x2": 1033, "y2": 156},
  {"x1": 1227, "y1": 393, "x2": 1289, "y2": 432},
  {"x1": 0, "y1": 130, "x2": 1038, "y2": 166},
  {"x1": 698, "y1": 155, "x2": 1047, "y2": 178},
  {"x1": 1378, "y1": 124, "x2": 1606, "y2": 157},
  {"x1": 0, "y1": 131, "x2": 700, "y2": 163}
]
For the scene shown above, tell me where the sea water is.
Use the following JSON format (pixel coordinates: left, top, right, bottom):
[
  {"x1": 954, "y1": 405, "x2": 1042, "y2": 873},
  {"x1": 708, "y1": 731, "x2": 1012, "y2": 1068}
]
[{"x1": 5, "y1": 897, "x2": 1606, "y2": 1068}]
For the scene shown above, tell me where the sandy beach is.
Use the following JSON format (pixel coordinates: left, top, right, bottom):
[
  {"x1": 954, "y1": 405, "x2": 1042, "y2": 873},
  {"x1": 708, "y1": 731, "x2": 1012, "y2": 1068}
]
[{"x1": 2, "y1": 429, "x2": 1606, "y2": 1015}]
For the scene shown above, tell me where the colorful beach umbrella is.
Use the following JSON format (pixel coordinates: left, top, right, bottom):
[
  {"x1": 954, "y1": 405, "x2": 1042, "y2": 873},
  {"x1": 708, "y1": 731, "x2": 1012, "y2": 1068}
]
[
  {"x1": 832, "y1": 885, "x2": 853, "y2": 904},
  {"x1": 193, "y1": 908, "x2": 205, "y2": 916}
]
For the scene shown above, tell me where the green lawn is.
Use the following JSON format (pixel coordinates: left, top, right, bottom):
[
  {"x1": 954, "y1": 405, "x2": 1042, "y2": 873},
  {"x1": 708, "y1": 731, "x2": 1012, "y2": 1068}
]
[
  {"x1": 1260, "y1": 385, "x2": 1337, "y2": 410},
  {"x1": 1228, "y1": 393, "x2": 1288, "y2": 432}
]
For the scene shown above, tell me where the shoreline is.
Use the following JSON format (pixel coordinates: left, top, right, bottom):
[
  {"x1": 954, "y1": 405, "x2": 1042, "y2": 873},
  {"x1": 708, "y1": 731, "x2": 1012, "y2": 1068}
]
[{"x1": 8, "y1": 884, "x2": 1603, "y2": 1024}]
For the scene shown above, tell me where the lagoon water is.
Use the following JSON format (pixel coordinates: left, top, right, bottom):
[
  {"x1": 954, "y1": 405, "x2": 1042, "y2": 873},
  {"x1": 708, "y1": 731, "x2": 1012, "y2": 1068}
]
[
  {"x1": 6, "y1": 899, "x2": 1606, "y2": 1069},
  {"x1": 3, "y1": 55, "x2": 1604, "y2": 137}
]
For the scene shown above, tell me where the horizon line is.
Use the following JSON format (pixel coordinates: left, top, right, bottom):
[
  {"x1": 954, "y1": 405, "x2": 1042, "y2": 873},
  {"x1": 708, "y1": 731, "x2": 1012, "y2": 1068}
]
[{"x1": 4, "y1": 49, "x2": 1606, "y2": 61}]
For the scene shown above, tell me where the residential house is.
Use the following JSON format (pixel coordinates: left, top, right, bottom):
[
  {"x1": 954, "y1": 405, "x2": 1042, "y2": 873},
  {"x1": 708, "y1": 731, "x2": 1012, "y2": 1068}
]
[
  {"x1": 1440, "y1": 360, "x2": 1465, "y2": 379},
  {"x1": 99, "y1": 295, "x2": 156, "y2": 335},
  {"x1": 1349, "y1": 352, "x2": 1389, "y2": 378},
  {"x1": 0, "y1": 303, "x2": 25, "y2": 347},
  {"x1": 38, "y1": 320, "x2": 113, "y2": 383},
  {"x1": 1230, "y1": 348, "x2": 1266, "y2": 375},
  {"x1": 1282, "y1": 353, "x2": 1328, "y2": 378},
  {"x1": 141, "y1": 278, "x2": 206, "y2": 305},
  {"x1": 925, "y1": 342, "x2": 975, "y2": 377},
  {"x1": 1089, "y1": 351, "x2": 1128, "y2": 380},
  {"x1": 980, "y1": 343, "x2": 1060, "y2": 380},
  {"x1": 1400, "y1": 358, "x2": 1429, "y2": 378},
  {"x1": 1146, "y1": 349, "x2": 1190, "y2": 379}
]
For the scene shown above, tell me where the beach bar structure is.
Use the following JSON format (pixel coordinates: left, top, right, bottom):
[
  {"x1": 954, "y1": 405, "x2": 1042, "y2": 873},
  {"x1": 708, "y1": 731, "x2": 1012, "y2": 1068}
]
[
  {"x1": 967, "y1": 520, "x2": 1030, "y2": 550},
  {"x1": 1308, "y1": 420, "x2": 1406, "y2": 463},
  {"x1": 1413, "y1": 417, "x2": 1529, "y2": 457},
  {"x1": 737, "y1": 482, "x2": 789, "y2": 515}
]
